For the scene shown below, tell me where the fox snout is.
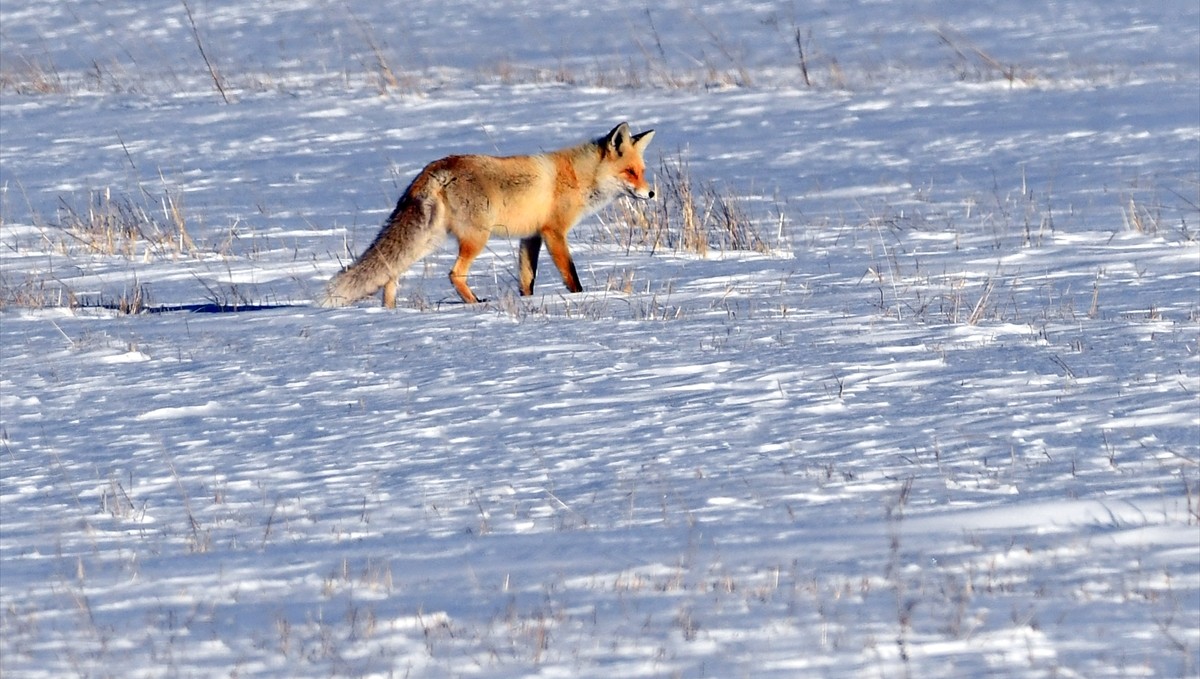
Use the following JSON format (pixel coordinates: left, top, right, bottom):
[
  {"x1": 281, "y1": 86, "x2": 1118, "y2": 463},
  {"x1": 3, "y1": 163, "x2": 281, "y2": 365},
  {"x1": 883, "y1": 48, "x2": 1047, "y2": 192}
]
[{"x1": 623, "y1": 175, "x2": 654, "y2": 200}]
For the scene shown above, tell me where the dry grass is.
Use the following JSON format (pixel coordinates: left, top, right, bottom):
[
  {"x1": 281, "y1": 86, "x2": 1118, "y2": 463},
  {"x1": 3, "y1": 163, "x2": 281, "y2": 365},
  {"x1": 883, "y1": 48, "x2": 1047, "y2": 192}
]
[
  {"x1": 0, "y1": 274, "x2": 153, "y2": 315},
  {"x1": 0, "y1": 275, "x2": 75, "y2": 310},
  {"x1": 0, "y1": 11, "x2": 845, "y2": 97},
  {"x1": 1123, "y1": 195, "x2": 1161, "y2": 235},
  {"x1": 596, "y1": 152, "x2": 779, "y2": 256},
  {"x1": 5, "y1": 5, "x2": 1151, "y2": 101},
  {"x1": 0, "y1": 57, "x2": 67, "y2": 94},
  {"x1": 51, "y1": 187, "x2": 196, "y2": 259},
  {"x1": 934, "y1": 25, "x2": 1037, "y2": 85},
  {"x1": 0, "y1": 186, "x2": 196, "y2": 312}
]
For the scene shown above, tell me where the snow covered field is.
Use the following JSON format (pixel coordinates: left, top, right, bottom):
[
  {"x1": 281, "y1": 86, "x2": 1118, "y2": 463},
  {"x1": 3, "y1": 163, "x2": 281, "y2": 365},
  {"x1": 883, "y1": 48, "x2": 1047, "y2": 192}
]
[{"x1": 2, "y1": 1, "x2": 1198, "y2": 677}]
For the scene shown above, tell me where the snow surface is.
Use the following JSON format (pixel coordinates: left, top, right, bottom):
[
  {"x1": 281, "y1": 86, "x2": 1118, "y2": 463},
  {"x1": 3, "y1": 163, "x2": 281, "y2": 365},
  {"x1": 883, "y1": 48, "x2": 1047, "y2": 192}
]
[{"x1": 2, "y1": 1, "x2": 1198, "y2": 677}]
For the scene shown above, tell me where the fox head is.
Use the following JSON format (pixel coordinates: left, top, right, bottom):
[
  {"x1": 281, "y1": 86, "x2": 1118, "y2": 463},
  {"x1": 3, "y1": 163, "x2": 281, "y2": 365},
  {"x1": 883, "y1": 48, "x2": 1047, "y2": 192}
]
[{"x1": 600, "y1": 122, "x2": 656, "y2": 200}]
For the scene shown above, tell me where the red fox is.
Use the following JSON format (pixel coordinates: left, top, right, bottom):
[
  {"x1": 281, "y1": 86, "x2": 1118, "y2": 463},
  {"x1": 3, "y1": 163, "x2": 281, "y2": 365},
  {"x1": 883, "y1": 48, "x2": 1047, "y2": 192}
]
[{"x1": 319, "y1": 122, "x2": 656, "y2": 307}]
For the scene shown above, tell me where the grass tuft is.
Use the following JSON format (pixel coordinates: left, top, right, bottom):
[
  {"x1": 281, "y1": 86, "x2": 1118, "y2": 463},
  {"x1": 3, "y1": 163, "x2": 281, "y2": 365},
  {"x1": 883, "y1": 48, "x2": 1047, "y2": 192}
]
[
  {"x1": 0, "y1": 57, "x2": 67, "y2": 94},
  {"x1": 52, "y1": 188, "x2": 196, "y2": 259},
  {"x1": 596, "y1": 152, "x2": 778, "y2": 256}
]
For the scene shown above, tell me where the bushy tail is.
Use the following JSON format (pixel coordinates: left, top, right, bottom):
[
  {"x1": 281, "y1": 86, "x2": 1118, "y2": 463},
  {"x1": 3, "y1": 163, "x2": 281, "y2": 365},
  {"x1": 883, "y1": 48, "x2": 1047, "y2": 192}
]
[
  {"x1": 317, "y1": 193, "x2": 444, "y2": 307},
  {"x1": 317, "y1": 257, "x2": 391, "y2": 308}
]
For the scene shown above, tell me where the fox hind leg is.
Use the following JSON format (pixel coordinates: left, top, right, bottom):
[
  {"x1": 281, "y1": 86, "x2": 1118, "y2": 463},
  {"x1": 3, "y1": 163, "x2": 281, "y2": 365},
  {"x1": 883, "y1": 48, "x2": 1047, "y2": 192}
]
[
  {"x1": 373, "y1": 195, "x2": 446, "y2": 308},
  {"x1": 449, "y1": 232, "x2": 488, "y2": 303},
  {"x1": 382, "y1": 280, "x2": 398, "y2": 308},
  {"x1": 518, "y1": 235, "x2": 542, "y2": 296}
]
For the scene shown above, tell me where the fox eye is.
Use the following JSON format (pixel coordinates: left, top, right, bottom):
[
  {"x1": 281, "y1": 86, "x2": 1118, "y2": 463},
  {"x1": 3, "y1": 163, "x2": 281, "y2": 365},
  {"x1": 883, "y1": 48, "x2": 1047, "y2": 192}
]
[{"x1": 624, "y1": 169, "x2": 639, "y2": 180}]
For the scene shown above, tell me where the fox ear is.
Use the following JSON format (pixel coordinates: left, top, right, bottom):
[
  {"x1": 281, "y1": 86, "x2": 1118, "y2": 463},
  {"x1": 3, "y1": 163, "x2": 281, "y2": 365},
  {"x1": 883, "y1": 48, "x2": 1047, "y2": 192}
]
[
  {"x1": 632, "y1": 129, "x2": 655, "y2": 150},
  {"x1": 604, "y1": 122, "x2": 633, "y2": 157}
]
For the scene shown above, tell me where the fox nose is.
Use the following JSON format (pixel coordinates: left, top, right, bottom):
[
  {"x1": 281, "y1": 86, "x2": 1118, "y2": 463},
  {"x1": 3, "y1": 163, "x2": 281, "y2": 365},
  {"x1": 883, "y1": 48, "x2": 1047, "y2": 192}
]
[{"x1": 647, "y1": 189, "x2": 656, "y2": 199}]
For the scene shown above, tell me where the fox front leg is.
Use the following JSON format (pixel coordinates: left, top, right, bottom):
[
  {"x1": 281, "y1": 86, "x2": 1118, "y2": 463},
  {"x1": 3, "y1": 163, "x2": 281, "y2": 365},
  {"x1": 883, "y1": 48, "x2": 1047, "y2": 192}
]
[{"x1": 541, "y1": 229, "x2": 582, "y2": 294}]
